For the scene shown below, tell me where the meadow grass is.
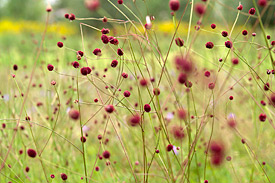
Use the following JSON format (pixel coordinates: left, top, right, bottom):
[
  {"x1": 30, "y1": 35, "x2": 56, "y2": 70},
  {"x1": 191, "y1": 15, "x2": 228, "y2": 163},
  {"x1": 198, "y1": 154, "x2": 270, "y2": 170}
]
[{"x1": 0, "y1": 0, "x2": 275, "y2": 183}]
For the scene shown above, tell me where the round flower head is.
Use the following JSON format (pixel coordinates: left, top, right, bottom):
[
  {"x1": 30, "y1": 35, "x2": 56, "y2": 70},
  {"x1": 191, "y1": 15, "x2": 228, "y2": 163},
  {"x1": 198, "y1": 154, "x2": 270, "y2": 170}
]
[
  {"x1": 47, "y1": 64, "x2": 54, "y2": 71},
  {"x1": 118, "y1": 0, "x2": 123, "y2": 4},
  {"x1": 93, "y1": 48, "x2": 102, "y2": 56},
  {"x1": 221, "y1": 31, "x2": 228, "y2": 37},
  {"x1": 169, "y1": 0, "x2": 180, "y2": 11},
  {"x1": 117, "y1": 48, "x2": 124, "y2": 56},
  {"x1": 166, "y1": 144, "x2": 173, "y2": 152},
  {"x1": 57, "y1": 42, "x2": 63, "y2": 48},
  {"x1": 195, "y1": 3, "x2": 206, "y2": 16},
  {"x1": 205, "y1": 42, "x2": 214, "y2": 49},
  {"x1": 69, "y1": 109, "x2": 80, "y2": 120},
  {"x1": 102, "y1": 150, "x2": 111, "y2": 159},
  {"x1": 111, "y1": 60, "x2": 118, "y2": 68},
  {"x1": 259, "y1": 113, "x2": 266, "y2": 122},
  {"x1": 237, "y1": 4, "x2": 243, "y2": 10},
  {"x1": 60, "y1": 173, "x2": 68, "y2": 180},
  {"x1": 249, "y1": 8, "x2": 256, "y2": 15},
  {"x1": 85, "y1": 0, "x2": 100, "y2": 11},
  {"x1": 175, "y1": 37, "x2": 184, "y2": 47},
  {"x1": 27, "y1": 149, "x2": 37, "y2": 158},
  {"x1": 144, "y1": 104, "x2": 151, "y2": 112},
  {"x1": 258, "y1": 0, "x2": 267, "y2": 7},
  {"x1": 211, "y1": 24, "x2": 216, "y2": 29},
  {"x1": 105, "y1": 105, "x2": 115, "y2": 113},
  {"x1": 225, "y1": 41, "x2": 233, "y2": 48},
  {"x1": 123, "y1": 90, "x2": 131, "y2": 97},
  {"x1": 69, "y1": 13, "x2": 75, "y2": 21}
]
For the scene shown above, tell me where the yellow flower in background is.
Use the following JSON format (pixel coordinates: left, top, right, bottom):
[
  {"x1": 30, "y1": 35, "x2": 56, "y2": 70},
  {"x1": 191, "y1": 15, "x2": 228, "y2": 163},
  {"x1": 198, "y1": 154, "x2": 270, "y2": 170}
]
[{"x1": 0, "y1": 19, "x2": 76, "y2": 35}]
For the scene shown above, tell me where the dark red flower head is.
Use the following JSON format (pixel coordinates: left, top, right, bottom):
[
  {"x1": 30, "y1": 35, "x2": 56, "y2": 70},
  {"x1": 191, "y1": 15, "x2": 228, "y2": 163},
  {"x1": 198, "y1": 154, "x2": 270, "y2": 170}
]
[
  {"x1": 178, "y1": 73, "x2": 187, "y2": 84},
  {"x1": 69, "y1": 13, "x2": 76, "y2": 21},
  {"x1": 72, "y1": 61, "x2": 79, "y2": 68},
  {"x1": 117, "y1": 48, "x2": 124, "y2": 56},
  {"x1": 129, "y1": 114, "x2": 141, "y2": 126},
  {"x1": 259, "y1": 113, "x2": 266, "y2": 122},
  {"x1": 123, "y1": 90, "x2": 131, "y2": 97},
  {"x1": 57, "y1": 42, "x2": 63, "y2": 48},
  {"x1": 47, "y1": 64, "x2": 54, "y2": 71},
  {"x1": 237, "y1": 4, "x2": 243, "y2": 10},
  {"x1": 69, "y1": 109, "x2": 80, "y2": 120},
  {"x1": 221, "y1": 31, "x2": 228, "y2": 37},
  {"x1": 169, "y1": 0, "x2": 180, "y2": 11},
  {"x1": 111, "y1": 60, "x2": 118, "y2": 68},
  {"x1": 27, "y1": 149, "x2": 37, "y2": 158},
  {"x1": 225, "y1": 41, "x2": 233, "y2": 48},
  {"x1": 195, "y1": 3, "x2": 206, "y2": 16},
  {"x1": 80, "y1": 67, "x2": 91, "y2": 75},
  {"x1": 258, "y1": 0, "x2": 267, "y2": 7},
  {"x1": 102, "y1": 150, "x2": 111, "y2": 159},
  {"x1": 93, "y1": 48, "x2": 102, "y2": 56},
  {"x1": 249, "y1": 8, "x2": 256, "y2": 15},
  {"x1": 105, "y1": 105, "x2": 115, "y2": 113},
  {"x1": 101, "y1": 34, "x2": 109, "y2": 44},
  {"x1": 117, "y1": 0, "x2": 123, "y2": 4},
  {"x1": 166, "y1": 144, "x2": 173, "y2": 151},
  {"x1": 242, "y1": 30, "x2": 248, "y2": 36},
  {"x1": 60, "y1": 173, "x2": 68, "y2": 180},
  {"x1": 205, "y1": 42, "x2": 214, "y2": 49},
  {"x1": 175, "y1": 37, "x2": 184, "y2": 47},
  {"x1": 211, "y1": 24, "x2": 216, "y2": 29},
  {"x1": 144, "y1": 104, "x2": 151, "y2": 112},
  {"x1": 101, "y1": 28, "x2": 110, "y2": 34}
]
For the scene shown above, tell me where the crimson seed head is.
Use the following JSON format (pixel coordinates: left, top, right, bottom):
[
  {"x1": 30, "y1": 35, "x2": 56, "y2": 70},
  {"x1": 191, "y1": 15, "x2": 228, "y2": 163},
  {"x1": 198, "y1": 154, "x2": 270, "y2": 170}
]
[
  {"x1": 51, "y1": 80, "x2": 56, "y2": 86},
  {"x1": 259, "y1": 113, "x2": 266, "y2": 122},
  {"x1": 50, "y1": 174, "x2": 55, "y2": 178},
  {"x1": 166, "y1": 144, "x2": 173, "y2": 152},
  {"x1": 129, "y1": 114, "x2": 141, "y2": 126},
  {"x1": 64, "y1": 13, "x2": 69, "y2": 19},
  {"x1": 93, "y1": 48, "x2": 102, "y2": 56},
  {"x1": 122, "y1": 72, "x2": 128, "y2": 78},
  {"x1": 178, "y1": 108, "x2": 186, "y2": 120},
  {"x1": 237, "y1": 4, "x2": 243, "y2": 10},
  {"x1": 95, "y1": 166, "x2": 100, "y2": 171},
  {"x1": 140, "y1": 78, "x2": 148, "y2": 87},
  {"x1": 85, "y1": 0, "x2": 100, "y2": 11},
  {"x1": 123, "y1": 90, "x2": 131, "y2": 97},
  {"x1": 69, "y1": 13, "x2": 75, "y2": 20},
  {"x1": 267, "y1": 35, "x2": 270, "y2": 40},
  {"x1": 25, "y1": 167, "x2": 30, "y2": 172},
  {"x1": 80, "y1": 67, "x2": 91, "y2": 75},
  {"x1": 178, "y1": 73, "x2": 187, "y2": 84},
  {"x1": 117, "y1": 48, "x2": 124, "y2": 56},
  {"x1": 60, "y1": 173, "x2": 68, "y2": 180},
  {"x1": 241, "y1": 139, "x2": 246, "y2": 144},
  {"x1": 226, "y1": 156, "x2": 232, "y2": 161},
  {"x1": 271, "y1": 41, "x2": 275, "y2": 46},
  {"x1": 57, "y1": 42, "x2": 63, "y2": 48},
  {"x1": 111, "y1": 60, "x2": 118, "y2": 68},
  {"x1": 109, "y1": 37, "x2": 119, "y2": 45},
  {"x1": 205, "y1": 42, "x2": 214, "y2": 49},
  {"x1": 210, "y1": 141, "x2": 224, "y2": 154},
  {"x1": 195, "y1": 3, "x2": 206, "y2": 15},
  {"x1": 101, "y1": 34, "x2": 109, "y2": 44},
  {"x1": 175, "y1": 37, "x2": 184, "y2": 47},
  {"x1": 229, "y1": 96, "x2": 233, "y2": 100},
  {"x1": 102, "y1": 16, "x2": 108, "y2": 22},
  {"x1": 80, "y1": 136, "x2": 87, "y2": 142},
  {"x1": 105, "y1": 105, "x2": 115, "y2": 113},
  {"x1": 153, "y1": 88, "x2": 160, "y2": 95},
  {"x1": 77, "y1": 50, "x2": 84, "y2": 57},
  {"x1": 264, "y1": 83, "x2": 270, "y2": 91},
  {"x1": 102, "y1": 150, "x2": 111, "y2": 159},
  {"x1": 117, "y1": 0, "x2": 123, "y2": 4},
  {"x1": 221, "y1": 31, "x2": 228, "y2": 37},
  {"x1": 211, "y1": 24, "x2": 216, "y2": 29},
  {"x1": 249, "y1": 8, "x2": 256, "y2": 15},
  {"x1": 72, "y1": 61, "x2": 79, "y2": 68},
  {"x1": 13, "y1": 64, "x2": 18, "y2": 71},
  {"x1": 97, "y1": 134, "x2": 102, "y2": 140},
  {"x1": 252, "y1": 32, "x2": 256, "y2": 37},
  {"x1": 204, "y1": 180, "x2": 209, "y2": 183},
  {"x1": 169, "y1": 0, "x2": 180, "y2": 11},
  {"x1": 155, "y1": 149, "x2": 160, "y2": 153},
  {"x1": 144, "y1": 104, "x2": 151, "y2": 112},
  {"x1": 204, "y1": 71, "x2": 210, "y2": 77},
  {"x1": 232, "y1": 58, "x2": 239, "y2": 65},
  {"x1": 47, "y1": 64, "x2": 54, "y2": 71},
  {"x1": 27, "y1": 149, "x2": 37, "y2": 158},
  {"x1": 225, "y1": 41, "x2": 233, "y2": 48},
  {"x1": 101, "y1": 28, "x2": 110, "y2": 34},
  {"x1": 171, "y1": 126, "x2": 185, "y2": 140},
  {"x1": 242, "y1": 30, "x2": 248, "y2": 36},
  {"x1": 208, "y1": 82, "x2": 215, "y2": 90},
  {"x1": 258, "y1": 0, "x2": 267, "y2": 7},
  {"x1": 69, "y1": 109, "x2": 80, "y2": 120}
]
